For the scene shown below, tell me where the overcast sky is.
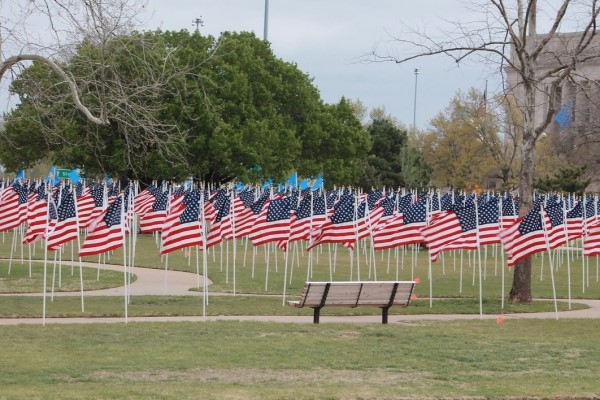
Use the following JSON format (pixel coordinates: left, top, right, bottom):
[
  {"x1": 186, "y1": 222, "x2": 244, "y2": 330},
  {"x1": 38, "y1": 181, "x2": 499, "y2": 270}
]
[{"x1": 142, "y1": 0, "x2": 498, "y2": 129}]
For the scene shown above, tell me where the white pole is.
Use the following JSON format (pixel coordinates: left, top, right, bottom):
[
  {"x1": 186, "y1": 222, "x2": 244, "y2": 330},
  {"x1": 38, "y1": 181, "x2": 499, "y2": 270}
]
[{"x1": 263, "y1": 0, "x2": 269, "y2": 41}]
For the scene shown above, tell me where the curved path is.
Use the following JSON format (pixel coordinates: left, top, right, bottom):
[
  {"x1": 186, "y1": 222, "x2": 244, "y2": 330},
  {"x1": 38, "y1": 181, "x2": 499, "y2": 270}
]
[{"x1": 1, "y1": 262, "x2": 600, "y2": 325}]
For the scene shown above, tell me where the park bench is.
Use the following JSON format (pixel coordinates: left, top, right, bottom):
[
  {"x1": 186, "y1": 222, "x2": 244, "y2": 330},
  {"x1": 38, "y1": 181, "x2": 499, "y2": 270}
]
[{"x1": 286, "y1": 281, "x2": 416, "y2": 324}]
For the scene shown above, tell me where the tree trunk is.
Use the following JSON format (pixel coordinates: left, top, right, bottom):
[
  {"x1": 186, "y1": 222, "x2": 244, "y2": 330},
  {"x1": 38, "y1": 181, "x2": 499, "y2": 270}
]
[
  {"x1": 509, "y1": 258, "x2": 533, "y2": 302},
  {"x1": 508, "y1": 74, "x2": 537, "y2": 303}
]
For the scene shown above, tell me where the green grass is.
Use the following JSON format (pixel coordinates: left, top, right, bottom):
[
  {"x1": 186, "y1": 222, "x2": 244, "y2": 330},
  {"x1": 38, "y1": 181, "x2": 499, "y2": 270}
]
[
  {"x1": 2, "y1": 233, "x2": 599, "y2": 300},
  {"x1": 1, "y1": 320, "x2": 600, "y2": 399},
  {"x1": 0, "y1": 293, "x2": 585, "y2": 319},
  {"x1": 1, "y1": 232, "x2": 600, "y2": 398},
  {"x1": 0, "y1": 260, "x2": 126, "y2": 293}
]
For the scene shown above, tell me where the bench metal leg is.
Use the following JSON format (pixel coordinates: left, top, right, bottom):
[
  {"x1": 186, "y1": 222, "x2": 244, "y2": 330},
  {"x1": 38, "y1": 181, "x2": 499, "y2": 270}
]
[
  {"x1": 382, "y1": 307, "x2": 389, "y2": 324},
  {"x1": 313, "y1": 307, "x2": 321, "y2": 324}
]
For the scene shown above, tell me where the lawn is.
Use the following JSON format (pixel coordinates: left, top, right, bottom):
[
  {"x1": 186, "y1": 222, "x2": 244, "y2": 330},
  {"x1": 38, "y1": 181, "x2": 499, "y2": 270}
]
[{"x1": 0, "y1": 232, "x2": 599, "y2": 399}]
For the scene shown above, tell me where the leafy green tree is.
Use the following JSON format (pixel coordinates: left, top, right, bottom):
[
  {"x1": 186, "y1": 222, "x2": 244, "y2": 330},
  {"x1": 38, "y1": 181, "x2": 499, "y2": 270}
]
[
  {"x1": 2, "y1": 30, "x2": 370, "y2": 187},
  {"x1": 535, "y1": 165, "x2": 590, "y2": 195},
  {"x1": 297, "y1": 98, "x2": 371, "y2": 186},
  {"x1": 358, "y1": 118, "x2": 430, "y2": 190}
]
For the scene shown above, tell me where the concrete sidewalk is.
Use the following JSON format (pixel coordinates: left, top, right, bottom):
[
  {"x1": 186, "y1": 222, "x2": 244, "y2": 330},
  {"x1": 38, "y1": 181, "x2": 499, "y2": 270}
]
[{"x1": 2, "y1": 262, "x2": 600, "y2": 325}]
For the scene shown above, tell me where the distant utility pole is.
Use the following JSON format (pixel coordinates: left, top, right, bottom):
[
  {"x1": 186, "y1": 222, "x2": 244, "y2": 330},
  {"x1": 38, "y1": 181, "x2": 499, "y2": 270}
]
[
  {"x1": 263, "y1": 0, "x2": 269, "y2": 41},
  {"x1": 192, "y1": 17, "x2": 203, "y2": 32}
]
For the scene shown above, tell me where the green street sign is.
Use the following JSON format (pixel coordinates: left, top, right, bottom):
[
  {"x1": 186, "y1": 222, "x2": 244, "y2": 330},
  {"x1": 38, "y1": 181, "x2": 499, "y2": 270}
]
[{"x1": 56, "y1": 169, "x2": 71, "y2": 179}]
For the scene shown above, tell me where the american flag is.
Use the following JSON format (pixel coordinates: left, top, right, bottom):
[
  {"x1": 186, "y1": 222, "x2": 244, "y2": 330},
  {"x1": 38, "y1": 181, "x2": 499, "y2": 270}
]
[
  {"x1": 440, "y1": 192, "x2": 454, "y2": 211},
  {"x1": 160, "y1": 188, "x2": 204, "y2": 255},
  {"x1": 377, "y1": 194, "x2": 396, "y2": 219},
  {"x1": 204, "y1": 188, "x2": 228, "y2": 223},
  {"x1": 372, "y1": 196, "x2": 427, "y2": 251},
  {"x1": 477, "y1": 197, "x2": 500, "y2": 246},
  {"x1": 397, "y1": 193, "x2": 414, "y2": 214},
  {"x1": 238, "y1": 187, "x2": 256, "y2": 207},
  {"x1": 583, "y1": 219, "x2": 600, "y2": 257},
  {"x1": 206, "y1": 194, "x2": 232, "y2": 248},
  {"x1": 353, "y1": 192, "x2": 386, "y2": 241},
  {"x1": 565, "y1": 200, "x2": 584, "y2": 240},
  {"x1": 226, "y1": 188, "x2": 257, "y2": 239},
  {"x1": 429, "y1": 191, "x2": 440, "y2": 217},
  {"x1": 288, "y1": 192, "x2": 313, "y2": 243},
  {"x1": 106, "y1": 182, "x2": 120, "y2": 204},
  {"x1": 78, "y1": 194, "x2": 125, "y2": 257},
  {"x1": 0, "y1": 181, "x2": 29, "y2": 232},
  {"x1": 499, "y1": 203, "x2": 550, "y2": 266},
  {"x1": 544, "y1": 200, "x2": 568, "y2": 249},
  {"x1": 75, "y1": 182, "x2": 95, "y2": 227},
  {"x1": 82, "y1": 183, "x2": 106, "y2": 228},
  {"x1": 23, "y1": 182, "x2": 48, "y2": 244},
  {"x1": 583, "y1": 197, "x2": 598, "y2": 228},
  {"x1": 500, "y1": 193, "x2": 519, "y2": 227},
  {"x1": 234, "y1": 190, "x2": 269, "y2": 238},
  {"x1": 288, "y1": 192, "x2": 327, "y2": 243},
  {"x1": 46, "y1": 187, "x2": 80, "y2": 250},
  {"x1": 421, "y1": 203, "x2": 478, "y2": 262},
  {"x1": 371, "y1": 213, "x2": 404, "y2": 251},
  {"x1": 249, "y1": 196, "x2": 291, "y2": 250},
  {"x1": 133, "y1": 184, "x2": 159, "y2": 217},
  {"x1": 306, "y1": 190, "x2": 384, "y2": 251},
  {"x1": 139, "y1": 189, "x2": 169, "y2": 233},
  {"x1": 306, "y1": 193, "x2": 357, "y2": 251}
]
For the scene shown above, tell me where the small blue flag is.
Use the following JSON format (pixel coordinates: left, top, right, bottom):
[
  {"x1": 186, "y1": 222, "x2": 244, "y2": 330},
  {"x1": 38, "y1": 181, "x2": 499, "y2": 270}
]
[
  {"x1": 554, "y1": 98, "x2": 573, "y2": 130},
  {"x1": 287, "y1": 172, "x2": 297, "y2": 188},
  {"x1": 68, "y1": 169, "x2": 80, "y2": 184},
  {"x1": 299, "y1": 179, "x2": 310, "y2": 191},
  {"x1": 312, "y1": 175, "x2": 323, "y2": 190},
  {"x1": 14, "y1": 170, "x2": 25, "y2": 181},
  {"x1": 46, "y1": 166, "x2": 59, "y2": 186}
]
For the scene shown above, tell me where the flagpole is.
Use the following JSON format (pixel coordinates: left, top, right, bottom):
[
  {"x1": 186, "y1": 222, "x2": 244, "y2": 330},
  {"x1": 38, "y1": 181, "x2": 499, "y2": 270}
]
[
  {"x1": 71, "y1": 183, "x2": 85, "y2": 312},
  {"x1": 540, "y1": 204, "x2": 559, "y2": 320},
  {"x1": 412, "y1": 67, "x2": 420, "y2": 135},
  {"x1": 230, "y1": 186, "x2": 237, "y2": 296},
  {"x1": 499, "y1": 195, "x2": 505, "y2": 309},
  {"x1": 474, "y1": 195, "x2": 483, "y2": 319},
  {"x1": 118, "y1": 193, "x2": 128, "y2": 323},
  {"x1": 42, "y1": 181, "x2": 51, "y2": 326}
]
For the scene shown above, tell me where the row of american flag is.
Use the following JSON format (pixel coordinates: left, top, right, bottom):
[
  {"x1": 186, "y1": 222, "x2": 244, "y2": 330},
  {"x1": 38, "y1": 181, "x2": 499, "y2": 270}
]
[{"x1": 1, "y1": 178, "x2": 600, "y2": 264}]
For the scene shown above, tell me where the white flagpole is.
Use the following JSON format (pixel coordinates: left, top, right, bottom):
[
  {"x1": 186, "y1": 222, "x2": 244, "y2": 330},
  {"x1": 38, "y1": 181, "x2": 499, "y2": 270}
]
[
  {"x1": 42, "y1": 181, "x2": 52, "y2": 326},
  {"x1": 70, "y1": 183, "x2": 85, "y2": 312},
  {"x1": 540, "y1": 203, "x2": 559, "y2": 320},
  {"x1": 119, "y1": 193, "x2": 128, "y2": 324},
  {"x1": 199, "y1": 186, "x2": 209, "y2": 320},
  {"x1": 499, "y1": 195, "x2": 505, "y2": 309},
  {"x1": 561, "y1": 195, "x2": 571, "y2": 309},
  {"x1": 474, "y1": 195, "x2": 483, "y2": 319},
  {"x1": 230, "y1": 186, "x2": 237, "y2": 296}
]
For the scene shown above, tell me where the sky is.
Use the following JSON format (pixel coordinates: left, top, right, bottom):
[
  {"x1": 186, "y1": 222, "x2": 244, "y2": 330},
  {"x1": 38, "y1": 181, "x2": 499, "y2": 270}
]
[{"x1": 141, "y1": 0, "x2": 497, "y2": 130}]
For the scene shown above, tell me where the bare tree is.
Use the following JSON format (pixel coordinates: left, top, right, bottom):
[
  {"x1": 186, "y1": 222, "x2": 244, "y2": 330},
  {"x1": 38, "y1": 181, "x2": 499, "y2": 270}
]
[
  {"x1": 369, "y1": 0, "x2": 600, "y2": 302},
  {"x1": 0, "y1": 0, "x2": 210, "y2": 174},
  {"x1": 0, "y1": 0, "x2": 148, "y2": 123}
]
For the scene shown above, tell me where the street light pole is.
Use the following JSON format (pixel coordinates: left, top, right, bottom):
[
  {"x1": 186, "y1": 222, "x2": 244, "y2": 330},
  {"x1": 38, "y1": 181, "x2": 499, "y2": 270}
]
[
  {"x1": 263, "y1": 0, "x2": 269, "y2": 41},
  {"x1": 412, "y1": 67, "x2": 420, "y2": 134}
]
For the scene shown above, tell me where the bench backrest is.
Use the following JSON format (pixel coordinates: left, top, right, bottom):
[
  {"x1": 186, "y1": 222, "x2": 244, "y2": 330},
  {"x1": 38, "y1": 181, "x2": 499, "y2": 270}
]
[{"x1": 298, "y1": 281, "x2": 415, "y2": 308}]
